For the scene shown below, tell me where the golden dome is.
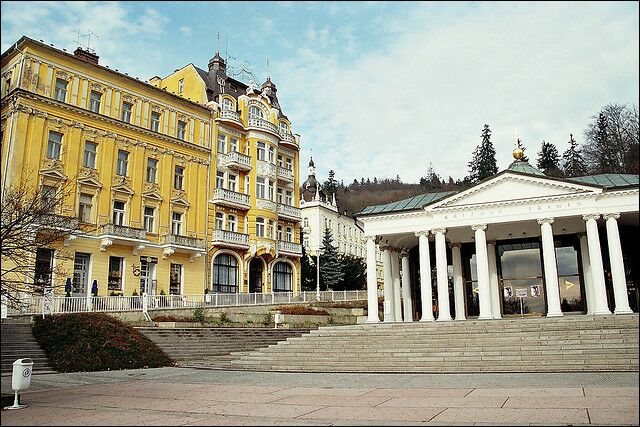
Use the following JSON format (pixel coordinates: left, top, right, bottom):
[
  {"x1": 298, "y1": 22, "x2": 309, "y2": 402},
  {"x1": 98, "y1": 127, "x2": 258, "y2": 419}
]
[{"x1": 513, "y1": 147, "x2": 524, "y2": 160}]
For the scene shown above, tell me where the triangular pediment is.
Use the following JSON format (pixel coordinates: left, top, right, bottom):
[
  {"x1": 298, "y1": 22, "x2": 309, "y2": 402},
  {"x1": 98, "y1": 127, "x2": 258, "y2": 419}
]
[
  {"x1": 77, "y1": 177, "x2": 102, "y2": 188},
  {"x1": 39, "y1": 169, "x2": 67, "y2": 181},
  {"x1": 171, "y1": 197, "x2": 190, "y2": 207},
  {"x1": 143, "y1": 191, "x2": 163, "y2": 201},
  {"x1": 432, "y1": 173, "x2": 602, "y2": 209},
  {"x1": 112, "y1": 184, "x2": 135, "y2": 195}
]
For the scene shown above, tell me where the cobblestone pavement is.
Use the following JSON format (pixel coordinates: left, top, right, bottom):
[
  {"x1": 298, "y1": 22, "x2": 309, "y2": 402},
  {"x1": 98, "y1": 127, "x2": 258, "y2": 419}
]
[{"x1": 1, "y1": 368, "x2": 638, "y2": 426}]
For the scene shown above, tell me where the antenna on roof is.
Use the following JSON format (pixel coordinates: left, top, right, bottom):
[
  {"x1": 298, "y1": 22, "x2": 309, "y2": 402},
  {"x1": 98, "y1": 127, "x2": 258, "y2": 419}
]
[
  {"x1": 75, "y1": 29, "x2": 99, "y2": 53},
  {"x1": 216, "y1": 31, "x2": 220, "y2": 54},
  {"x1": 265, "y1": 57, "x2": 270, "y2": 79}
]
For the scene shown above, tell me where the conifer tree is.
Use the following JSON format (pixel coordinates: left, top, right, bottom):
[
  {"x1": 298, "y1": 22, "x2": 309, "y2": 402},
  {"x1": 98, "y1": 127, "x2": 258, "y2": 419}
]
[
  {"x1": 299, "y1": 229, "x2": 316, "y2": 291},
  {"x1": 562, "y1": 134, "x2": 587, "y2": 177},
  {"x1": 323, "y1": 170, "x2": 339, "y2": 197},
  {"x1": 516, "y1": 138, "x2": 529, "y2": 163},
  {"x1": 319, "y1": 226, "x2": 344, "y2": 291},
  {"x1": 536, "y1": 140, "x2": 562, "y2": 176},
  {"x1": 467, "y1": 124, "x2": 498, "y2": 183}
]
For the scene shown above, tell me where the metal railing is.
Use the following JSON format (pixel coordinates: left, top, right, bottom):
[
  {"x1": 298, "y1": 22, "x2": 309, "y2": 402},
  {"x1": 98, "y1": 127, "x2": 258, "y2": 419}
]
[
  {"x1": 100, "y1": 224, "x2": 146, "y2": 240},
  {"x1": 2, "y1": 290, "x2": 374, "y2": 317}
]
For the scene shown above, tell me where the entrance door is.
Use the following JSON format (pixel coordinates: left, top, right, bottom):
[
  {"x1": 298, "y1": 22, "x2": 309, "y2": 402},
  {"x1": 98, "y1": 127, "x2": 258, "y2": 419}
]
[
  {"x1": 72, "y1": 253, "x2": 90, "y2": 296},
  {"x1": 498, "y1": 241, "x2": 546, "y2": 316},
  {"x1": 249, "y1": 258, "x2": 263, "y2": 293},
  {"x1": 139, "y1": 259, "x2": 157, "y2": 295}
]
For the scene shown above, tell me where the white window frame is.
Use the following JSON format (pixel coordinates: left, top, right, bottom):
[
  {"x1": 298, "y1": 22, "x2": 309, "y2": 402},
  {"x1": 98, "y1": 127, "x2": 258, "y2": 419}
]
[
  {"x1": 150, "y1": 111, "x2": 160, "y2": 132},
  {"x1": 215, "y1": 212, "x2": 224, "y2": 230},
  {"x1": 256, "y1": 177, "x2": 266, "y2": 199},
  {"x1": 249, "y1": 105, "x2": 263, "y2": 119},
  {"x1": 177, "y1": 120, "x2": 187, "y2": 140},
  {"x1": 217, "y1": 134, "x2": 226, "y2": 154},
  {"x1": 54, "y1": 78, "x2": 67, "y2": 102},
  {"x1": 47, "y1": 131, "x2": 62, "y2": 160},
  {"x1": 174, "y1": 165, "x2": 184, "y2": 190},
  {"x1": 121, "y1": 102, "x2": 132, "y2": 123},
  {"x1": 113, "y1": 200, "x2": 126, "y2": 226},
  {"x1": 78, "y1": 193, "x2": 93, "y2": 223},
  {"x1": 227, "y1": 174, "x2": 237, "y2": 192},
  {"x1": 116, "y1": 150, "x2": 129, "y2": 176},
  {"x1": 146, "y1": 158, "x2": 158, "y2": 183},
  {"x1": 227, "y1": 214, "x2": 236, "y2": 232},
  {"x1": 256, "y1": 217, "x2": 265, "y2": 237},
  {"x1": 257, "y1": 142, "x2": 266, "y2": 161},
  {"x1": 216, "y1": 171, "x2": 225, "y2": 189},
  {"x1": 171, "y1": 212, "x2": 183, "y2": 235},
  {"x1": 143, "y1": 206, "x2": 155, "y2": 233},
  {"x1": 178, "y1": 79, "x2": 184, "y2": 94},
  {"x1": 89, "y1": 91, "x2": 102, "y2": 113},
  {"x1": 83, "y1": 141, "x2": 97, "y2": 169}
]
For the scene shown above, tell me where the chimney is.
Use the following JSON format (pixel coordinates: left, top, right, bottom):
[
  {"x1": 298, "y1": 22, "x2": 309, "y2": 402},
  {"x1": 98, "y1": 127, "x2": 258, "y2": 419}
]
[{"x1": 73, "y1": 47, "x2": 99, "y2": 65}]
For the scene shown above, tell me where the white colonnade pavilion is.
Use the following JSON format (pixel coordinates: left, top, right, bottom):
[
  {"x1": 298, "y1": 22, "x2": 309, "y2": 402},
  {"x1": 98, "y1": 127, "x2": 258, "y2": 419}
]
[{"x1": 359, "y1": 158, "x2": 639, "y2": 323}]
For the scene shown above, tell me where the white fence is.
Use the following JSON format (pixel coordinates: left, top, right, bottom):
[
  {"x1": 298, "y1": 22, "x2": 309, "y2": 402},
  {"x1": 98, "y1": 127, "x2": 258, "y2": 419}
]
[{"x1": 2, "y1": 290, "x2": 377, "y2": 318}]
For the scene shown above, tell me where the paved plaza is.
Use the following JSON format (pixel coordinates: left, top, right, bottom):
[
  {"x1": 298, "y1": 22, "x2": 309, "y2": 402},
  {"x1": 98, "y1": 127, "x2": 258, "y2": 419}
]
[{"x1": 1, "y1": 368, "x2": 638, "y2": 425}]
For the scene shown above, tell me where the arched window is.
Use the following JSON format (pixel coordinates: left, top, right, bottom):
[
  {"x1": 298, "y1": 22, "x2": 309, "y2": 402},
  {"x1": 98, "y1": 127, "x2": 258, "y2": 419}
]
[
  {"x1": 273, "y1": 262, "x2": 292, "y2": 292},
  {"x1": 221, "y1": 98, "x2": 233, "y2": 111},
  {"x1": 212, "y1": 254, "x2": 238, "y2": 293},
  {"x1": 303, "y1": 217, "x2": 309, "y2": 228},
  {"x1": 249, "y1": 105, "x2": 263, "y2": 119},
  {"x1": 279, "y1": 121, "x2": 289, "y2": 135}
]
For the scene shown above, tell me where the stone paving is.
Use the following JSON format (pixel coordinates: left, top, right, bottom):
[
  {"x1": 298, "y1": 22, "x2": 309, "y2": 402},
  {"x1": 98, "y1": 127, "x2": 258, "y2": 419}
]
[{"x1": 1, "y1": 368, "x2": 638, "y2": 426}]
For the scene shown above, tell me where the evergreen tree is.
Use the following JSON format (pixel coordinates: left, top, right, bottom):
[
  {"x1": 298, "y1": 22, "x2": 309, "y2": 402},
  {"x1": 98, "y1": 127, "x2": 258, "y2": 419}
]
[
  {"x1": 336, "y1": 254, "x2": 366, "y2": 291},
  {"x1": 536, "y1": 140, "x2": 562, "y2": 176},
  {"x1": 299, "y1": 229, "x2": 316, "y2": 291},
  {"x1": 323, "y1": 170, "x2": 339, "y2": 198},
  {"x1": 467, "y1": 124, "x2": 498, "y2": 183},
  {"x1": 319, "y1": 226, "x2": 344, "y2": 291},
  {"x1": 516, "y1": 138, "x2": 529, "y2": 163},
  {"x1": 467, "y1": 146, "x2": 479, "y2": 183},
  {"x1": 562, "y1": 134, "x2": 587, "y2": 177}
]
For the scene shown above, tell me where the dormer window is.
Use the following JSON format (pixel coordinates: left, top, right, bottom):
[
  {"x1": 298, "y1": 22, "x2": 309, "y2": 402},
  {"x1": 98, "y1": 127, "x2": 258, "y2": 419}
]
[
  {"x1": 178, "y1": 79, "x2": 184, "y2": 94},
  {"x1": 279, "y1": 121, "x2": 289, "y2": 135},
  {"x1": 221, "y1": 98, "x2": 233, "y2": 111}
]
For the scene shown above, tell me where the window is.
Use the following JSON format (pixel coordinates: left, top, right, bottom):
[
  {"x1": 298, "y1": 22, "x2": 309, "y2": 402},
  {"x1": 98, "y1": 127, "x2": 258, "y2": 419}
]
[
  {"x1": 216, "y1": 171, "x2": 224, "y2": 188},
  {"x1": 227, "y1": 214, "x2": 236, "y2": 232},
  {"x1": 245, "y1": 176, "x2": 250, "y2": 194},
  {"x1": 113, "y1": 201, "x2": 125, "y2": 225},
  {"x1": 279, "y1": 121, "x2": 288, "y2": 135},
  {"x1": 174, "y1": 166, "x2": 184, "y2": 190},
  {"x1": 273, "y1": 262, "x2": 292, "y2": 292},
  {"x1": 178, "y1": 79, "x2": 184, "y2": 94},
  {"x1": 212, "y1": 254, "x2": 238, "y2": 293},
  {"x1": 277, "y1": 224, "x2": 284, "y2": 241},
  {"x1": 146, "y1": 158, "x2": 158, "y2": 183},
  {"x1": 303, "y1": 217, "x2": 309, "y2": 228},
  {"x1": 285, "y1": 158, "x2": 293, "y2": 171},
  {"x1": 150, "y1": 112, "x2": 160, "y2": 132},
  {"x1": 268, "y1": 220, "x2": 275, "y2": 240},
  {"x1": 83, "y1": 141, "x2": 97, "y2": 168},
  {"x1": 227, "y1": 174, "x2": 237, "y2": 192},
  {"x1": 256, "y1": 177, "x2": 266, "y2": 199},
  {"x1": 121, "y1": 102, "x2": 132, "y2": 123},
  {"x1": 78, "y1": 194, "x2": 93, "y2": 223},
  {"x1": 229, "y1": 138, "x2": 237, "y2": 153},
  {"x1": 217, "y1": 134, "x2": 226, "y2": 154},
  {"x1": 267, "y1": 179, "x2": 274, "y2": 201},
  {"x1": 249, "y1": 105, "x2": 263, "y2": 119},
  {"x1": 171, "y1": 212, "x2": 183, "y2": 235},
  {"x1": 285, "y1": 190, "x2": 293, "y2": 206},
  {"x1": 303, "y1": 236, "x2": 309, "y2": 248},
  {"x1": 46, "y1": 131, "x2": 62, "y2": 160},
  {"x1": 89, "y1": 91, "x2": 102, "y2": 113},
  {"x1": 177, "y1": 120, "x2": 186, "y2": 140},
  {"x1": 215, "y1": 212, "x2": 224, "y2": 230},
  {"x1": 257, "y1": 142, "x2": 266, "y2": 161},
  {"x1": 255, "y1": 217, "x2": 265, "y2": 237},
  {"x1": 268, "y1": 146, "x2": 275, "y2": 163},
  {"x1": 54, "y1": 78, "x2": 67, "y2": 102},
  {"x1": 221, "y1": 98, "x2": 232, "y2": 111},
  {"x1": 286, "y1": 227, "x2": 293, "y2": 242},
  {"x1": 277, "y1": 188, "x2": 284, "y2": 204},
  {"x1": 277, "y1": 155, "x2": 284, "y2": 168},
  {"x1": 40, "y1": 185, "x2": 57, "y2": 208},
  {"x1": 116, "y1": 150, "x2": 129, "y2": 176},
  {"x1": 34, "y1": 248, "x2": 54, "y2": 293},
  {"x1": 170, "y1": 264, "x2": 182, "y2": 295},
  {"x1": 108, "y1": 256, "x2": 124, "y2": 291},
  {"x1": 143, "y1": 207, "x2": 155, "y2": 233}
]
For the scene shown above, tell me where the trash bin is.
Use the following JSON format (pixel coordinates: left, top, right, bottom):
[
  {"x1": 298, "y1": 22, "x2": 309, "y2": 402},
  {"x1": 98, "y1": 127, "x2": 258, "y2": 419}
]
[
  {"x1": 5, "y1": 358, "x2": 33, "y2": 410},
  {"x1": 273, "y1": 312, "x2": 282, "y2": 329}
]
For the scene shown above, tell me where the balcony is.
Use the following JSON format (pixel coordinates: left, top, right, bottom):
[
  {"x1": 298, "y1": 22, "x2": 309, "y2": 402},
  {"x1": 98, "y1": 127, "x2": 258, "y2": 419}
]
[
  {"x1": 216, "y1": 110, "x2": 242, "y2": 126},
  {"x1": 247, "y1": 117, "x2": 280, "y2": 136},
  {"x1": 277, "y1": 166, "x2": 294, "y2": 184},
  {"x1": 211, "y1": 229, "x2": 250, "y2": 249},
  {"x1": 277, "y1": 204, "x2": 302, "y2": 222},
  {"x1": 220, "y1": 151, "x2": 252, "y2": 172},
  {"x1": 278, "y1": 241, "x2": 302, "y2": 256},
  {"x1": 211, "y1": 188, "x2": 251, "y2": 210},
  {"x1": 100, "y1": 224, "x2": 146, "y2": 240},
  {"x1": 164, "y1": 234, "x2": 205, "y2": 249},
  {"x1": 279, "y1": 132, "x2": 299, "y2": 148}
]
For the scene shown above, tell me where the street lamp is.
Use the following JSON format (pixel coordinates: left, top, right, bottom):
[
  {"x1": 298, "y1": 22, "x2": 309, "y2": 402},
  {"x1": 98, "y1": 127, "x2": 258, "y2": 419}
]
[{"x1": 316, "y1": 211, "x2": 321, "y2": 300}]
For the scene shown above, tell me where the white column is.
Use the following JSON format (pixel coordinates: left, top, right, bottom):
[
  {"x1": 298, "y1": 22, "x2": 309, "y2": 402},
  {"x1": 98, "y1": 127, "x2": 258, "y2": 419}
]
[
  {"x1": 416, "y1": 232, "x2": 434, "y2": 321},
  {"x1": 433, "y1": 228, "x2": 452, "y2": 321},
  {"x1": 451, "y1": 243, "x2": 466, "y2": 321},
  {"x1": 401, "y1": 252, "x2": 413, "y2": 322},
  {"x1": 604, "y1": 213, "x2": 632, "y2": 314},
  {"x1": 366, "y1": 236, "x2": 380, "y2": 323},
  {"x1": 583, "y1": 214, "x2": 611, "y2": 315},
  {"x1": 473, "y1": 224, "x2": 492, "y2": 320},
  {"x1": 391, "y1": 251, "x2": 403, "y2": 322},
  {"x1": 539, "y1": 218, "x2": 563, "y2": 317},
  {"x1": 487, "y1": 241, "x2": 501, "y2": 319},
  {"x1": 382, "y1": 247, "x2": 395, "y2": 322},
  {"x1": 579, "y1": 234, "x2": 595, "y2": 315}
]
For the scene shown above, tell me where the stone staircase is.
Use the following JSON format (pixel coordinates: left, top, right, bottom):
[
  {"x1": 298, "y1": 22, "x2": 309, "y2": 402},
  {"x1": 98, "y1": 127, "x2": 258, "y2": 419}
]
[
  {"x1": 1, "y1": 320, "x2": 55, "y2": 375},
  {"x1": 138, "y1": 327, "x2": 314, "y2": 368},
  {"x1": 227, "y1": 315, "x2": 639, "y2": 373}
]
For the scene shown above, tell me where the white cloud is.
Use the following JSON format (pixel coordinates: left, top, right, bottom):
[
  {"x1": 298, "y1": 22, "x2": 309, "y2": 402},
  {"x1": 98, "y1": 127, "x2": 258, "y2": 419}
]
[{"x1": 274, "y1": 2, "x2": 639, "y2": 183}]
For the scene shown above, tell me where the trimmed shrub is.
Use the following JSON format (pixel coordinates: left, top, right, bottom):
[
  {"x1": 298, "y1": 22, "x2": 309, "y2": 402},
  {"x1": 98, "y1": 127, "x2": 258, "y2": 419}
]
[
  {"x1": 193, "y1": 307, "x2": 206, "y2": 323},
  {"x1": 152, "y1": 315, "x2": 196, "y2": 322},
  {"x1": 276, "y1": 305, "x2": 329, "y2": 316},
  {"x1": 32, "y1": 313, "x2": 175, "y2": 373}
]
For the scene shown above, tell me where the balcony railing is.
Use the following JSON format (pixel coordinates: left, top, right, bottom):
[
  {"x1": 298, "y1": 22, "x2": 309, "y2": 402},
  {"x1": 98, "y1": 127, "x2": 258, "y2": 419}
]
[
  {"x1": 211, "y1": 229, "x2": 250, "y2": 248},
  {"x1": 280, "y1": 132, "x2": 298, "y2": 147},
  {"x1": 247, "y1": 117, "x2": 279, "y2": 134},
  {"x1": 278, "y1": 241, "x2": 302, "y2": 256},
  {"x1": 100, "y1": 224, "x2": 146, "y2": 240},
  {"x1": 224, "y1": 151, "x2": 252, "y2": 171},
  {"x1": 217, "y1": 110, "x2": 242, "y2": 123},
  {"x1": 277, "y1": 166, "x2": 294, "y2": 182},
  {"x1": 277, "y1": 204, "x2": 302, "y2": 221},
  {"x1": 164, "y1": 234, "x2": 205, "y2": 249},
  {"x1": 211, "y1": 188, "x2": 251, "y2": 210}
]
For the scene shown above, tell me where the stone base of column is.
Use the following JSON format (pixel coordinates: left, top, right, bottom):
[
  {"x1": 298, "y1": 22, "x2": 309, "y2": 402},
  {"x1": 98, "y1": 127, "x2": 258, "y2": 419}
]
[
  {"x1": 366, "y1": 317, "x2": 380, "y2": 323},
  {"x1": 493, "y1": 315, "x2": 502, "y2": 319},
  {"x1": 593, "y1": 309, "x2": 612, "y2": 315},
  {"x1": 419, "y1": 316, "x2": 434, "y2": 322},
  {"x1": 546, "y1": 311, "x2": 564, "y2": 318},
  {"x1": 436, "y1": 316, "x2": 452, "y2": 321},
  {"x1": 478, "y1": 315, "x2": 493, "y2": 320},
  {"x1": 454, "y1": 316, "x2": 466, "y2": 321},
  {"x1": 614, "y1": 308, "x2": 633, "y2": 315}
]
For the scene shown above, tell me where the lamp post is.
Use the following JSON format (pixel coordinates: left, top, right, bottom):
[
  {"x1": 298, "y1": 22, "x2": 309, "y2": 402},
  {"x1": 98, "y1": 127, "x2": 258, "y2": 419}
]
[{"x1": 316, "y1": 211, "x2": 321, "y2": 301}]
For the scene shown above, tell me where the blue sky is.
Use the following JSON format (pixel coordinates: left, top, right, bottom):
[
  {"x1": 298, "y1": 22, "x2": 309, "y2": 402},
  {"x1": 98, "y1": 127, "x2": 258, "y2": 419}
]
[{"x1": 2, "y1": 1, "x2": 638, "y2": 184}]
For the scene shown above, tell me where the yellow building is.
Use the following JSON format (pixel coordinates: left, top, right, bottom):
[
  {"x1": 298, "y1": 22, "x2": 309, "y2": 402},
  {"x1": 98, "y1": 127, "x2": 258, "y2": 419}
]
[
  {"x1": 1, "y1": 37, "x2": 211, "y2": 297},
  {"x1": 151, "y1": 52, "x2": 303, "y2": 294},
  {"x1": 1, "y1": 37, "x2": 302, "y2": 298}
]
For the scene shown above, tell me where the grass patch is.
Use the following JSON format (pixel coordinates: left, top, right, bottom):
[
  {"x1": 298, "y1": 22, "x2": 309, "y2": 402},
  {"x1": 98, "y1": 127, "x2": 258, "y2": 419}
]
[
  {"x1": 32, "y1": 313, "x2": 175, "y2": 373},
  {"x1": 276, "y1": 305, "x2": 330, "y2": 316}
]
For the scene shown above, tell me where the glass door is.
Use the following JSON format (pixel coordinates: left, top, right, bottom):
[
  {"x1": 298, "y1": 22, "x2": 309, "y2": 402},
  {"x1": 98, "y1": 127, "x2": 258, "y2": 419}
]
[
  {"x1": 498, "y1": 240, "x2": 546, "y2": 316},
  {"x1": 72, "y1": 253, "x2": 90, "y2": 296},
  {"x1": 249, "y1": 258, "x2": 263, "y2": 293}
]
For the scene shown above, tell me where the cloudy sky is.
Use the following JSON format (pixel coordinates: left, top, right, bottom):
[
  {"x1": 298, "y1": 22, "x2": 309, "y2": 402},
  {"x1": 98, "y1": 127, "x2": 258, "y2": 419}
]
[{"x1": 2, "y1": 1, "x2": 638, "y2": 184}]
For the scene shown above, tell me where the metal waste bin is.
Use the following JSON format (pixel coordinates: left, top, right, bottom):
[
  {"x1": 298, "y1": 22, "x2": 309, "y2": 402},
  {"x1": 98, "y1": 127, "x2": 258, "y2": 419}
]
[
  {"x1": 273, "y1": 312, "x2": 282, "y2": 329},
  {"x1": 6, "y1": 358, "x2": 33, "y2": 410}
]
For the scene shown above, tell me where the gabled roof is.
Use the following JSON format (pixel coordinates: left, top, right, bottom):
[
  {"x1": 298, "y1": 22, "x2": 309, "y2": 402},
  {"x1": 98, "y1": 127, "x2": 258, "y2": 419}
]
[
  {"x1": 507, "y1": 160, "x2": 545, "y2": 176},
  {"x1": 359, "y1": 191, "x2": 455, "y2": 215},
  {"x1": 567, "y1": 174, "x2": 639, "y2": 189}
]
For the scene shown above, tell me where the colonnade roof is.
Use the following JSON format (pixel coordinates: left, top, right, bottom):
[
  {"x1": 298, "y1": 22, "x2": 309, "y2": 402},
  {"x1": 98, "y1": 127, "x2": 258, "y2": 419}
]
[
  {"x1": 568, "y1": 174, "x2": 639, "y2": 188},
  {"x1": 359, "y1": 191, "x2": 455, "y2": 215}
]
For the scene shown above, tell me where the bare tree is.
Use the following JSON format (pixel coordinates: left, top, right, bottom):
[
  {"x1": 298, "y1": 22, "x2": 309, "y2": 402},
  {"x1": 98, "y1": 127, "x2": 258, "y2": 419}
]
[{"x1": 1, "y1": 178, "x2": 80, "y2": 307}]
